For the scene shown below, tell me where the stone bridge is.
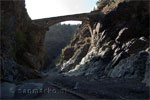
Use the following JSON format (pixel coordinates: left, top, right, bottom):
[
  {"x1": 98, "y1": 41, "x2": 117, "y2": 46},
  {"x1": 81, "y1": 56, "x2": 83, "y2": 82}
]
[{"x1": 32, "y1": 11, "x2": 103, "y2": 28}]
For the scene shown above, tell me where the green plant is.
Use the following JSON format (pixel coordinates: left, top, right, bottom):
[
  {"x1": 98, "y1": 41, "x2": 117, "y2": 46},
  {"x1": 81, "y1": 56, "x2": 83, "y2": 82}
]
[
  {"x1": 55, "y1": 54, "x2": 62, "y2": 65},
  {"x1": 12, "y1": 29, "x2": 27, "y2": 65},
  {"x1": 24, "y1": 32, "x2": 37, "y2": 55},
  {"x1": 96, "y1": 0, "x2": 121, "y2": 11},
  {"x1": 16, "y1": 29, "x2": 26, "y2": 45},
  {"x1": 61, "y1": 46, "x2": 67, "y2": 57},
  {"x1": 13, "y1": 28, "x2": 26, "y2": 57},
  {"x1": 13, "y1": 29, "x2": 36, "y2": 66}
]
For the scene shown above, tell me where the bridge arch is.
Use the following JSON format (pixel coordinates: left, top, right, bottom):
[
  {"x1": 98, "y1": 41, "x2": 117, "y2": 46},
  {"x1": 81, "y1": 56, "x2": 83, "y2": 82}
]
[
  {"x1": 32, "y1": 13, "x2": 91, "y2": 28},
  {"x1": 32, "y1": 11, "x2": 103, "y2": 30}
]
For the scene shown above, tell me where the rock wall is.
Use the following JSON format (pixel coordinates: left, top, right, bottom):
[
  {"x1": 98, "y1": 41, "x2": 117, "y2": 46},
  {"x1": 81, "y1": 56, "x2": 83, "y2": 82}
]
[
  {"x1": 58, "y1": 0, "x2": 150, "y2": 86},
  {"x1": 43, "y1": 24, "x2": 79, "y2": 70},
  {"x1": 1, "y1": 0, "x2": 45, "y2": 82}
]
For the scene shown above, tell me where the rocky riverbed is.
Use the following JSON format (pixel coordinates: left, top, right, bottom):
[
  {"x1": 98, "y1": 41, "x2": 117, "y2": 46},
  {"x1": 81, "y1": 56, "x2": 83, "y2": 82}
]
[{"x1": 0, "y1": 72, "x2": 149, "y2": 99}]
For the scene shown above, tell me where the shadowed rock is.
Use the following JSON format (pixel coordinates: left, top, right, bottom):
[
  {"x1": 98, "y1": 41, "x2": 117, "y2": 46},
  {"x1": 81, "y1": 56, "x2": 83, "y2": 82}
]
[{"x1": 32, "y1": 12, "x2": 104, "y2": 28}]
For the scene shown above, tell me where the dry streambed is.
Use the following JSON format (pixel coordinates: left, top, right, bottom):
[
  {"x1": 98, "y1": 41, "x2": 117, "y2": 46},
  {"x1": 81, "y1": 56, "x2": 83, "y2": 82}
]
[{"x1": 1, "y1": 73, "x2": 149, "y2": 99}]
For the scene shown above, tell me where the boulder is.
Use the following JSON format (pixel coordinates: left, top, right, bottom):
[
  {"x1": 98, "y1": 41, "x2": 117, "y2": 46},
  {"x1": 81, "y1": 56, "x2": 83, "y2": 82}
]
[{"x1": 109, "y1": 51, "x2": 149, "y2": 79}]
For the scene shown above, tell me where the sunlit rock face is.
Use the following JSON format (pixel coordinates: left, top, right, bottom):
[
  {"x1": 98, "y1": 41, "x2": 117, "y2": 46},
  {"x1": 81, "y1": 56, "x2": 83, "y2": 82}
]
[
  {"x1": 58, "y1": 0, "x2": 149, "y2": 86},
  {"x1": 43, "y1": 24, "x2": 79, "y2": 70},
  {"x1": 1, "y1": 0, "x2": 45, "y2": 82},
  {"x1": 58, "y1": 23, "x2": 91, "y2": 72}
]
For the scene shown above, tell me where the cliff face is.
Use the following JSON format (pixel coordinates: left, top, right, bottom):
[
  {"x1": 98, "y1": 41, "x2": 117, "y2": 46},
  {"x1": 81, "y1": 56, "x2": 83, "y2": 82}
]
[
  {"x1": 1, "y1": 0, "x2": 45, "y2": 82},
  {"x1": 43, "y1": 24, "x2": 79, "y2": 70},
  {"x1": 58, "y1": 1, "x2": 149, "y2": 86}
]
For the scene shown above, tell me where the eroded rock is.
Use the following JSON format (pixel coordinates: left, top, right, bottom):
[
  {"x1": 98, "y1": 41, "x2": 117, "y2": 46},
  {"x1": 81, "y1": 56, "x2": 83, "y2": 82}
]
[
  {"x1": 58, "y1": 0, "x2": 149, "y2": 87},
  {"x1": 109, "y1": 51, "x2": 149, "y2": 79}
]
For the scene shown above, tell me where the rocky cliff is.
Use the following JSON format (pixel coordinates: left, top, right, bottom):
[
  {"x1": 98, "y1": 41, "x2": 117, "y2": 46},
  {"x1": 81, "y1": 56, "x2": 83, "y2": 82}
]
[
  {"x1": 0, "y1": 0, "x2": 149, "y2": 99},
  {"x1": 1, "y1": 0, "x2": 45, "y2": 82},
  {"x1": 57, "y1": 0, "x2": 150, "y2": 86},
  {"x1": 43, "y1": 24, "x2": 79, "y2": 70}
]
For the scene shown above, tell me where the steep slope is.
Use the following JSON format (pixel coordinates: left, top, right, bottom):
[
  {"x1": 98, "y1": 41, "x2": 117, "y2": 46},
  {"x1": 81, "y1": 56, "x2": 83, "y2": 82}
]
[
  {"x1": 57, "y1": 0, "x2": 150, "y2": 86},
  {"x1": 1, "y1": 0, "x2": 149, "y2": 99},
  {"x1": 1, "y1": 0, "x2": 45, "y2": 82},
  {"x1": 43, "y1": 24, "x2": 79, "y2": 70}
]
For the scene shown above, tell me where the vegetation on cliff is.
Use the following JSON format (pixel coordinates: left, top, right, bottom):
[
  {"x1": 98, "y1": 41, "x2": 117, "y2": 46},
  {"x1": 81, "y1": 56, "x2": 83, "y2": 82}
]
[
  {"x1": 1, "y1": 0, "x2": 45, "y2": 82},
  {"x1": 95, "y1": 0, "x2": 124, "y2": 13},
  {"x1": 43, "y1": 23, "x2": 79, "y2": 70},
  {"x1": 57, "y1": 0, "x2": 150, "y2": 87},
  {"x1": 1, "y1": 0, "x2": 149, "y2": 99}
]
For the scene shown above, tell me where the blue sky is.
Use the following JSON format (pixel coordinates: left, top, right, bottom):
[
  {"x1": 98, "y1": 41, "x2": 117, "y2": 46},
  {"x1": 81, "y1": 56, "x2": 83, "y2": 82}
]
[{"x1": 25, "y1": 0, "x2": 98, "y2": 24}]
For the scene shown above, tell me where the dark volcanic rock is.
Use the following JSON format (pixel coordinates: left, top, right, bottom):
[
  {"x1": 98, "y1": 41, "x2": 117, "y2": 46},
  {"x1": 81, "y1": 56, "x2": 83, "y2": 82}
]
[
  {"x1": 61, "y1": 43, "x2": 90, "y2": 72},
  {"x1": 109, "y1": 51, "x2": 149, "y2": 79},
  {"x1": 43, "y1": 24, "x2": 79, "y2": 69},
  {"x1": 57, "y1": 0, "x2": 150, "y2": 87},
  {"x1": 125, "y1": 37, "x2": 147, "y2": 54},
  {"x1": 1, "y1": 0, "x2": 46, "y2": 82},
  {"x1": 62, "y1": 47, "x2": 75, "y2": 62}
]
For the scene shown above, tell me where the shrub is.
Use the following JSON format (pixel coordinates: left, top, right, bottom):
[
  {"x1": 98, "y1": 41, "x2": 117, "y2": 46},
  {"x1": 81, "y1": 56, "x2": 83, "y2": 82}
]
[{"x1": 95, "y1": 0, "x2": 123, "y2": 12}]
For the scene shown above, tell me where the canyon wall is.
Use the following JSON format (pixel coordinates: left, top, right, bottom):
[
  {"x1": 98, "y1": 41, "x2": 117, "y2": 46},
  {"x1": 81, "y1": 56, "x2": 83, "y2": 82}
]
[
  {"x1": 43, "y1": 24, "x2": 79, "y2": 70},
  {"x1": 57, "y1": 0, "x2": 150, "y2": 86},
  {"x1": 1, "y1": 0, "x2": 45, "y2": 82},
  {"x1": 1, "y1": 0, "x2": 149, "y2": 87}
]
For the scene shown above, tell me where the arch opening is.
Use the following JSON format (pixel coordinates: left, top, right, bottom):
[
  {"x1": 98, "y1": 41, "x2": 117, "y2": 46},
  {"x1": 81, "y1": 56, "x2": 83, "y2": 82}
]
[
  {"x1": 61, "y1": 21, "x2": 82, "y2": 25},
  {"x1": 24, "y1": 0, "x2": 97, "y2": 71},
  {"x1": 43, "y1": 22, "x2": 81, "y2": 71}
]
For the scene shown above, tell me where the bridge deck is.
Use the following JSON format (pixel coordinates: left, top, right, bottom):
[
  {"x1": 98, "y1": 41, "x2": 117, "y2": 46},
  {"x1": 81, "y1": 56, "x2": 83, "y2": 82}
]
[{"x1": 32, "y1": 11, "x2": 103, "y2": 28}]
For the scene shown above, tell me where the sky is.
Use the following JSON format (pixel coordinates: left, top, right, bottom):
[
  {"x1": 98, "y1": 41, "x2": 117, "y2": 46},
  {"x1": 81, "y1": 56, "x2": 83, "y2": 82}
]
[{"x1": 25, "y1": 0, "x2": 98, "y2": 24}]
